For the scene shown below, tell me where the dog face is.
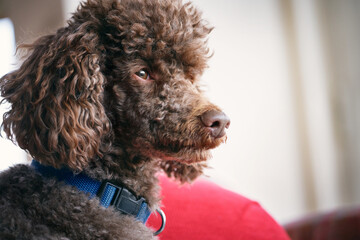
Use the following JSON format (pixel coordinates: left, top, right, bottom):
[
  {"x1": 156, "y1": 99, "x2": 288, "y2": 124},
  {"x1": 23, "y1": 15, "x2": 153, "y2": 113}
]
[
  {"x1": 0, "y1": 0, "x2": 229, "y2": 177},
  {"x1": 97, "y1": 0, "x2": 230, "y2": 164}
]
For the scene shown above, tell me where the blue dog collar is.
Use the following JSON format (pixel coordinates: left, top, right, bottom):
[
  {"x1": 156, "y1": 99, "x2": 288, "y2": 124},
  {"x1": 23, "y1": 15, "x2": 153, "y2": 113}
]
[{"x1": 31, "y1": 160, "x2": 151, "y2": 224}]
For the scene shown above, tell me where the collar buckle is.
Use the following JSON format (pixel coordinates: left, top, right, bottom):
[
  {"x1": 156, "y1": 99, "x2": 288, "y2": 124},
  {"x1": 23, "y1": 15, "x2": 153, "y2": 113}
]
[{"x1": 97, "y1": 181, "x2": 146, "y2": 216}]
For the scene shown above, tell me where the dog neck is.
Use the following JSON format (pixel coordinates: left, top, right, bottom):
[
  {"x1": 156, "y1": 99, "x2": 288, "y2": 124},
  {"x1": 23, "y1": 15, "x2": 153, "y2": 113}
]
[{"x1": 82, "y1": 150, "x2": 162, "y2": 210}]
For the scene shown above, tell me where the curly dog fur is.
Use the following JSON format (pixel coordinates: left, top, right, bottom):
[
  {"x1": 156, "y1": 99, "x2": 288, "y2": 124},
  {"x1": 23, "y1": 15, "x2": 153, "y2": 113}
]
[{"x1": 0, "y1": 0, "x2": 229, "y2": 239}]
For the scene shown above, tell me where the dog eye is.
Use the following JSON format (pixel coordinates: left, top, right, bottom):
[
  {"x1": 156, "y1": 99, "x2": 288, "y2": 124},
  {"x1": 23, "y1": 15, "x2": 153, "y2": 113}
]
[{"x1": 135, "y1": 70, "x2": 150, "y2": 80}]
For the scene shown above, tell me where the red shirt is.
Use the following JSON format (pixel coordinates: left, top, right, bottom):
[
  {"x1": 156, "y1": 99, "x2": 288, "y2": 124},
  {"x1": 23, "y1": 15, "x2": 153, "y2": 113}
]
[{"x1": 147, "y1": 176, "x2": 290, "y2": 240}]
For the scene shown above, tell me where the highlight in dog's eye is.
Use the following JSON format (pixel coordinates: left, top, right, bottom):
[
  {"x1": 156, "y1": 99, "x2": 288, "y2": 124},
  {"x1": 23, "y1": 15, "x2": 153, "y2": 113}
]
[{"x1": 135, "y1": 69, "x2": 151, "y2": 81}]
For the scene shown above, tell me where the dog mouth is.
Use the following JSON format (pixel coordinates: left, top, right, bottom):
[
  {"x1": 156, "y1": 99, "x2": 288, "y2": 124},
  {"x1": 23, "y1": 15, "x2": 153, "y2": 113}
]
[
  {"x1": 153, "y1": 134, "x2": 227, "y2": 163},
  {"x1": 152, "y1": 148, "x2": 212, "y2": 163}
]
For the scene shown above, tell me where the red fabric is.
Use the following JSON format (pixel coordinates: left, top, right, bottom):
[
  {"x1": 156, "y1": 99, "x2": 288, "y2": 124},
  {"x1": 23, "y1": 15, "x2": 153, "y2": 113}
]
[{"x1": 147, "y1": 176, "x2": 290, "y2": 240}]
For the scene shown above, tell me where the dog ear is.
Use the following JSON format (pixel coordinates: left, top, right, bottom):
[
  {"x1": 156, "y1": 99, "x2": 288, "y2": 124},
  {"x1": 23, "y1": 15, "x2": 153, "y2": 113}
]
[
  {"x1": 160, "y1": 161, "x2": 207, "y2": 183},
  {"x1": 0, "y1": 23, "x2": 110, "y2": 170}
]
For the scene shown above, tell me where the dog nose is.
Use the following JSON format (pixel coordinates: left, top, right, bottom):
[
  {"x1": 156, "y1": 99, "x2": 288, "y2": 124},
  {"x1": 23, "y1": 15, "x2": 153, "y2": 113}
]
[{"x1": 200, "y1": 110, "x2": 230, "y2": 138}]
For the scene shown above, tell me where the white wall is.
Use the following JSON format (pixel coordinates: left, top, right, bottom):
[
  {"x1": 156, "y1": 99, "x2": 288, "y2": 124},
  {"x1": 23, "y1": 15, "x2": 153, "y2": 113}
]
[{"x1": 290, "y1": 0, "x2": 341, "y2": 213}]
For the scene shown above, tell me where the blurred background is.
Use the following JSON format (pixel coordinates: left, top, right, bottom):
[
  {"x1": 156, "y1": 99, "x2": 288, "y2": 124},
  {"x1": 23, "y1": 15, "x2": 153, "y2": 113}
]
[{"x1": 0, "y1": 0, "x2": 359, "y2": 224}]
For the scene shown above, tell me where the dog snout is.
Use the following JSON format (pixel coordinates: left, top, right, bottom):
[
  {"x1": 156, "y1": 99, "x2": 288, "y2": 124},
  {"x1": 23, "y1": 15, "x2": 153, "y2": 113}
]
[{"x1": 200, "y1": 110, "x2": 230, "y2": 138}]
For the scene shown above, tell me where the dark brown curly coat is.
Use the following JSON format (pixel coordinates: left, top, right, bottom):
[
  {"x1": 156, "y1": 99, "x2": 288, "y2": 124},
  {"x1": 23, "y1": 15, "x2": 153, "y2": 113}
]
[{"x1": 0, "y1": 0, "x2": 229, "y2": 239}]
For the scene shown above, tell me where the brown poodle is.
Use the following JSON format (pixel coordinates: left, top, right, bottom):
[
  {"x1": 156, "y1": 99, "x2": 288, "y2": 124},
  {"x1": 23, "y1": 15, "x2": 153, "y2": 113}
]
[{"x1": 0, "y1": 0, "x2": 230, "y2": 239}]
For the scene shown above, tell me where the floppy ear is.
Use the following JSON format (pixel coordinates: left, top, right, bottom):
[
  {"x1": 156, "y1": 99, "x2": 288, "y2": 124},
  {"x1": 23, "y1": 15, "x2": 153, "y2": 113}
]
[
  {"x1": 160, "y1": 161, "x2": 207, "y2": 183},
  {"x1": 0, "y1": 23, "x2": 110, "y2": 170}
]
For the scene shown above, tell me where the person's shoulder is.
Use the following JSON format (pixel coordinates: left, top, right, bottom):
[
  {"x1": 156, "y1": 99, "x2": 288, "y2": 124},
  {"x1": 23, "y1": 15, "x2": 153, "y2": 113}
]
[{"x1": 147, "y1": 175, "x2": 290, "y2": 240}]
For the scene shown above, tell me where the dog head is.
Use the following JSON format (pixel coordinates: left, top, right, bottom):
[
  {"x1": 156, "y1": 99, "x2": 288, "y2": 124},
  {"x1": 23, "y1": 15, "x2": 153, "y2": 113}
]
[{"x1": 0, "y1": 0, "x2": 229, "y2": 182}]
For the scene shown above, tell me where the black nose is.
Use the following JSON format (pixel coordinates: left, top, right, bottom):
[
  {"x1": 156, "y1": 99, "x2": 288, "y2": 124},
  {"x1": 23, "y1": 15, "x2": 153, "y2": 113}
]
[{"x1": 200, "y1": 110, "x2": 230, "y2": 138}]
